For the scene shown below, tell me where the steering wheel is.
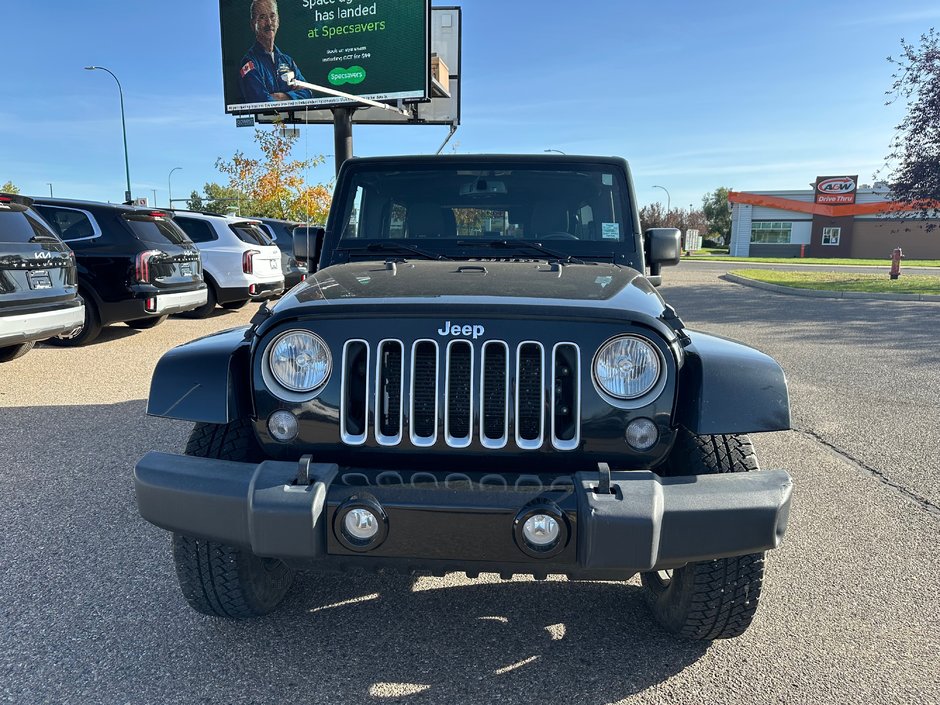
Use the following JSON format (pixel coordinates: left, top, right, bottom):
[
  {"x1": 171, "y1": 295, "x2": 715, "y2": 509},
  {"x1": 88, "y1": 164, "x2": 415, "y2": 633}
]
[{"x1": 540, "y1": 232, "x2": 579, "y2": 241}]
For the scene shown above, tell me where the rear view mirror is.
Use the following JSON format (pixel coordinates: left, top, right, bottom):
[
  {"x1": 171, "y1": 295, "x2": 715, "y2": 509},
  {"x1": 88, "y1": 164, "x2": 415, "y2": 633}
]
[
  {"x1": 293, "y1": 227, "x2": 325, "y2": 271},
  {"x1": 644, "y1": 228, "x2": 681, "y2": 279}
]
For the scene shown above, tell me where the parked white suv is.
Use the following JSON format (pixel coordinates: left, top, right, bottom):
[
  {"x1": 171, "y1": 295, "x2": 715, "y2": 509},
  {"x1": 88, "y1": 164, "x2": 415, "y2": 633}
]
[{"x1": 170, "y1": 211, "x2": 284, "y2": 316}]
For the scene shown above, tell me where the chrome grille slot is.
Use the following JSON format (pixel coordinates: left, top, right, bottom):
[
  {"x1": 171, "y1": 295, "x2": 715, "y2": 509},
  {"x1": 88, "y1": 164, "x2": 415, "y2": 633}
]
[
  {"x1": 336, "y1": 334, "x2": 578, "y2": 451},
  {"x1": 340, "y1": 340, "x2": 370, "y2": 445},
  {"x1": 375, "y1": 340, "x2": 404, "y2": 445},
  {"x1": 515, "y1": 342, "x2": 545, "y2": 449},
  {"x1": 445, "y1": 340, "x2": 473, "y2": 447},
  {"x1": 410, "y1": 340, "x2": 439, "y2": 446},
  {"x1": 551, "y1": 343, "x2": 580, "y2": 450},
  {"x1": 481, "y1": 342, "x2": 509, "y2": 448}
]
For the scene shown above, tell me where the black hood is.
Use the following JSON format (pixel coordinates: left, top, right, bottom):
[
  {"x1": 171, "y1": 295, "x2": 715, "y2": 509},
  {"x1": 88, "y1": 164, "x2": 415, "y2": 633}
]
[{"x1": 275, "y1": 260, "x2": 668, "y2": 320}]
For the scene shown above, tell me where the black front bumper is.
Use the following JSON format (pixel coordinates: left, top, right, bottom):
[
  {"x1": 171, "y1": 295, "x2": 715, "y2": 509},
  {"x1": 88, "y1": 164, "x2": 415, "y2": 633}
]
[{"x1": 135, "y1": 452, "x2": 792, "y2": 577}]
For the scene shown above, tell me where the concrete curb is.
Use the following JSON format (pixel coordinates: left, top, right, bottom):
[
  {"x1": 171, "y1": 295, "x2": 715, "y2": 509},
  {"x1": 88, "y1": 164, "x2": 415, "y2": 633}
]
[{"x1": 722, "y1": 273, "x2": 940, "y2": 302}]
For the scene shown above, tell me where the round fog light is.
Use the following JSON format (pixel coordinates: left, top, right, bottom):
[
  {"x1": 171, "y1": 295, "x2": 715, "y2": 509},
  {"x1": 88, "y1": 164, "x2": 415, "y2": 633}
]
[
  {"x1": 523, "y1": 514, "x2": 560, "y2": 548},
  {"x1": 268, "y1": 410, "x2": 298, "y2": 441},
  {"x1": 343, "y1": 508, "x2": 379, "y2": 541},
  {"x1": 513, "y1": 504, "x2": 568, "y2": 558},
  {"x1": 625, "y1": 418, "x2": 658, "y2": 450}
]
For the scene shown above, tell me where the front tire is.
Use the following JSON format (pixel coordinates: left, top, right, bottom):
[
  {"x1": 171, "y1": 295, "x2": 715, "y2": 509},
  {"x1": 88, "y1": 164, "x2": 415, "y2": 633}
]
[
  {"x1": 172, "y1": 419, "x2": 294, "y2": 618},
  {"x1": 641, "y1": 430, "x2": 765, "y2": 640}
]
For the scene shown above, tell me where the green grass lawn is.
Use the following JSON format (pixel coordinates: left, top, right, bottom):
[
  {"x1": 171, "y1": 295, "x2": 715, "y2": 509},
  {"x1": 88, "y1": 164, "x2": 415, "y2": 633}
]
[
  {"x1": 683, "y1": 254, "x2": 940, "y2": 267},
  {"x1": 732, "y1": 269, "x2": 940, "y2": 294}
]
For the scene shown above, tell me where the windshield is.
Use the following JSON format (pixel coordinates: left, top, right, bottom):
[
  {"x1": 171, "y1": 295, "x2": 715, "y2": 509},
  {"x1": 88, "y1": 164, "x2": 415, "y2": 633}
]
[{"x1": 333, "y1": 163, "x2": 635, "y2": 260}]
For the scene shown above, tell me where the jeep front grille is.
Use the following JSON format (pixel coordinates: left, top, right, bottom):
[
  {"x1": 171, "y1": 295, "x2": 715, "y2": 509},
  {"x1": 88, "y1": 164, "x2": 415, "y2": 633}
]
[{"x1": 340, "y1": 338, "x2": 581, "y2": 450}]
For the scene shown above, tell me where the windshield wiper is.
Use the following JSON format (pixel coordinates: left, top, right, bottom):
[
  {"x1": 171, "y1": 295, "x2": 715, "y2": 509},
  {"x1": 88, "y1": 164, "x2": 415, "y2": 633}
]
[
  {"x1": 457, "y1": 239, "x2": 585, "y2": 264},
  {"x1": 337, "y1": 242, "x2": 452, "y2": 261}
]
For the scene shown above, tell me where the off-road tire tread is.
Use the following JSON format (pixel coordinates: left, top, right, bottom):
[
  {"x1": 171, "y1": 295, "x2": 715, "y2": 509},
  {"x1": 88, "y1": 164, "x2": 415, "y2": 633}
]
[
  {"x1": 173, "y1": 419, "x2": 292, "y2": 618},
  {"x1": 184, "y1": 418, "x2": 262, "y2": 462},
  {"x1": 642, "y1": 428, "x2": 766, "y2": 640}
]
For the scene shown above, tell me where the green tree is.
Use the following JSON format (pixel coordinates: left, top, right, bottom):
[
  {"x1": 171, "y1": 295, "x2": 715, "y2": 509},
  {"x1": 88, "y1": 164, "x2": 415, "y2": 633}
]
[
  {"x1": 215, "y1": 126, "x2": 330, "y2": 222},
  {"x1": 885, "y1": 28, "x2": 940, "y2": 228},
  {"x1": 702, "y1": 187, "x2": 732, "y2": 244},
  {"x1": 186, "y1": 190, "x2": 205, "y2": 211},
  {"x1": 1, "y1": 181, "x2": 20, "y2": 194}
]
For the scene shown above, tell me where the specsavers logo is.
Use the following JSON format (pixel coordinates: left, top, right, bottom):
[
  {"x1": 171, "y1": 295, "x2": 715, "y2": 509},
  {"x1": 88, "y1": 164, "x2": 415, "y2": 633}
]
[{"x1": 328, "y1": 66, "x2": 366, "y2": 86}]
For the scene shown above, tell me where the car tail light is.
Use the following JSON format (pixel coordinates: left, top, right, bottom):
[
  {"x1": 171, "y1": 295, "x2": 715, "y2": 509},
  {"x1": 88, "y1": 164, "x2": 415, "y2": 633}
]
[
  {"x1": 145, "y1": 297, "x2": 157, "y2": 312},
  {"x1": 242, "y1": 249, "x2": 260, "y2": 274},
  {"x1": 135, "y1": 250, "x2": 162, "y2": 283}
]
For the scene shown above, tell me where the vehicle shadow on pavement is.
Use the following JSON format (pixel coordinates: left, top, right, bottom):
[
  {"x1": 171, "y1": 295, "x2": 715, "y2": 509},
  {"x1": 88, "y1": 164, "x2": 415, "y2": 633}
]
[{"x1": 205, "y1": 570, "x2": 711, "y2": 703}]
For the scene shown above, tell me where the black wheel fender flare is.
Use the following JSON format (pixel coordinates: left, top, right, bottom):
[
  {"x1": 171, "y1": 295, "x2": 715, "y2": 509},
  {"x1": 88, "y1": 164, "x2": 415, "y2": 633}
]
[
  {"x1": 675, "y1": 331, "x2": 790, "y2": 435},
  {"x1": 146, "y1": 327, "x2": 252, "y2": 423}
]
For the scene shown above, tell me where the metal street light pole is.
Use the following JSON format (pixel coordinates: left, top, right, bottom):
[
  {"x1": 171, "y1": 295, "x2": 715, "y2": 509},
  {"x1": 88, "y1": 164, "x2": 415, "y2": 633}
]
[
  {"x1": 85, "y1": 66, "x2": 132, "y2": 203},
  {"x1": 544, "y1": 149, "x2": 567, "y2": 155},
  {"x1": 168, "y1": 167, "x2": 182, "y2": 208},
  {"x1": 47, "y1": 183, "x2": 53, "y2": 197},
  {"x1": 652, "y1": 185, "x2": 671, "y2": 213}
]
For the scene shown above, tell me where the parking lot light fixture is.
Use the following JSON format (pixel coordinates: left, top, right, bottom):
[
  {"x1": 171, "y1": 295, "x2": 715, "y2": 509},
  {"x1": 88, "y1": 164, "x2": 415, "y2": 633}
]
[
  {"x1": 168, "y1": 167, "x2": 182, "y2": 208},
  {"x1": 652, "y1": 185, "x2": 671, "y2": 213},
  {"x1": 85, "y1": 65, "x2": 132, "y2": 203}
]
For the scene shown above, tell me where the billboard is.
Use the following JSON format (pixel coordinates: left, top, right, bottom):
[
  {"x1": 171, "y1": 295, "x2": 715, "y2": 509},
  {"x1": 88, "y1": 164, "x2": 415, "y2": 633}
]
[
  {"x1": 814, "y1": 175, "x2": 858, "y2": 205},
  {"x1": 219, "y1": 0, "x2": 430, "y2": 114}
]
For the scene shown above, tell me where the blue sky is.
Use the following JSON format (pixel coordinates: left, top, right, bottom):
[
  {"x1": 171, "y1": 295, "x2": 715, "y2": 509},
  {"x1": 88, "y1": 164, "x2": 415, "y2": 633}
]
[{"x1": 3, "y1": 1, "x2": 938, "y2": 211}]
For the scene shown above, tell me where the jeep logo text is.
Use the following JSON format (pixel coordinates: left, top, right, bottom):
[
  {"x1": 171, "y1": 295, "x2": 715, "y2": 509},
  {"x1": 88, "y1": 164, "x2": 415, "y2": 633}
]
[{"x1": 437, "y1": 320, "x2": 485, "y2": 339}]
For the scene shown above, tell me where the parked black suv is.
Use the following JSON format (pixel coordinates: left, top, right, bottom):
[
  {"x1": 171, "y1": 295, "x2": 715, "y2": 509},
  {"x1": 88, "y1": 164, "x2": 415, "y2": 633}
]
[
  {"x1": 0, "y1": 194, "x2": 84, "y2": 362},
  {"x1": 136, "y1": 155, "x2": 792, "y2": 641},
  {"x1": 32, "y1": 199, "x2": 207, "y2": 345},
  {"x1": 255, "y1": 217, "x2": 309, "y2": 289}
]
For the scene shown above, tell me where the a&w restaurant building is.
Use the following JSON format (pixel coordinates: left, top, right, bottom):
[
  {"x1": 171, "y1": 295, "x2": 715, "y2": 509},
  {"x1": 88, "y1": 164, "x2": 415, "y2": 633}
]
[{"x1": 728, "y1": 175, "x2": 940, "y2": 259}]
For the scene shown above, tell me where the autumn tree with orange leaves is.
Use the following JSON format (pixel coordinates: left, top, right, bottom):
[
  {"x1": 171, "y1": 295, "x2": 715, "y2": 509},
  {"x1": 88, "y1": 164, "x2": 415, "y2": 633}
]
[{"x1": 214, "y1": 126, "x2": 332, "y2": 224}]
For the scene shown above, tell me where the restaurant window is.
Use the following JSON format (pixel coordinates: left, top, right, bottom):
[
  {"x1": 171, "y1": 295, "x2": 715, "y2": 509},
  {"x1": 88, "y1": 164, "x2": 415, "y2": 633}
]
[
  {"x1": 750, "y1": 221, "x2": 792, "y2": 244},
  {"x1": 822, "y1": 227, "x2": 841, "y2": 246}
]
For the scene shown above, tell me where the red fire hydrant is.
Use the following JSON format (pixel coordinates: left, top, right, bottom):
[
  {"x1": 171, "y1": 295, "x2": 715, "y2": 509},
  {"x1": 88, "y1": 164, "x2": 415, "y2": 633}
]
[{"x1": 889, "y1": 247, "x2": 904, "y2": 280}]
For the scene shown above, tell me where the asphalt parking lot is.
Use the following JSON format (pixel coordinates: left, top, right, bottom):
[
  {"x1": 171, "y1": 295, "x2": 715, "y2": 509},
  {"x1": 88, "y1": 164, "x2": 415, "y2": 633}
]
[{"x1": 1, "y1": 264, "x2": 938, "y2": 705}]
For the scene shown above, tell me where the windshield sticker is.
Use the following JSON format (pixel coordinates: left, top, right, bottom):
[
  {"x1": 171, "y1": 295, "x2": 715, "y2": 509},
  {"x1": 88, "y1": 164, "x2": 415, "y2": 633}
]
[
  {"x1": 602, "y1": 223, "x2": 620, "y2": 240},
  {"x1": 602, "y1": 174, "x2": 613, "y2": 186},
  {"x1": 595, "y1": 276, "x2": 613, "y2": 288}
]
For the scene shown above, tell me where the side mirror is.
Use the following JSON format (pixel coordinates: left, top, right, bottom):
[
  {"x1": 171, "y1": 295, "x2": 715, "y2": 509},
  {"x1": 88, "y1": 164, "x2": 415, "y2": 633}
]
[
  {"x1": 292, "y1": 227, "x2": 325, "y2": 271},
  {"x1": 644, "y1": 228, "x2": 682, "y2": 278}
]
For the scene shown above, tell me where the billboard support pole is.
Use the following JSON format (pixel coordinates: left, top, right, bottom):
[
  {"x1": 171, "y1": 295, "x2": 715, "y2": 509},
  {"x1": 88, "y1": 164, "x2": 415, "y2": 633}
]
[{"x1": 332, "y1": 107, "x2": 355, "y2": 175}]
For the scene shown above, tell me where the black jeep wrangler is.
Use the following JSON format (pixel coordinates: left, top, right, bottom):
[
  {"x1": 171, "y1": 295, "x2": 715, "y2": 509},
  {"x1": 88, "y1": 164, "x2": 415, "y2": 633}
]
[{"x1": 135, "y1": 155, "x2": 792, "y2": 640}]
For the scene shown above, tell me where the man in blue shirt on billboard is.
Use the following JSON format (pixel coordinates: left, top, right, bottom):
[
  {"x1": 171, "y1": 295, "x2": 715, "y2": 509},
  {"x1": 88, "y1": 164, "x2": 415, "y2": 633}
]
[{"x1": 239, "y1": 0, "x2": 314, "y2": 104}]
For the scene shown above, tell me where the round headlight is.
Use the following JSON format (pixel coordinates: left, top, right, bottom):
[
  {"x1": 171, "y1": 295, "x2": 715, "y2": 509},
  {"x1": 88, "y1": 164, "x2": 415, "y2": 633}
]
[
  {"x1": 268, "y1": 330, "x2": 331, "y2": 393},
  {"x1": 593, "y1": 336, "x2": 661, "y2": 399}
]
